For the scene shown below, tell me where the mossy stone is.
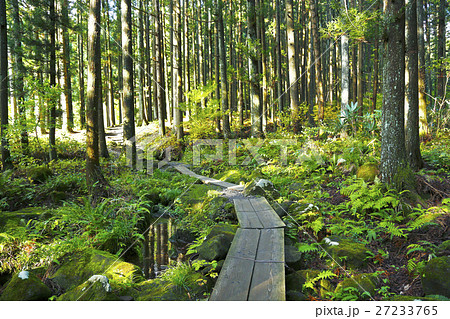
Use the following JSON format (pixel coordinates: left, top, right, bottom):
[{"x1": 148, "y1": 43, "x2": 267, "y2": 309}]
[
  {"x1": 436, "y1": 240, "x2": 450, "y2": 256},
  {"x1": 286, "y1": 290, "x2": 308, "y2": 301},
  {"x1": 57, "y1": 279, "x2": 119, "y2": 301},
  {"x1": 180, "y1": 184, "x2": 217, "y2": 207},
  {"x1": 0, "y1": 271, "x2": 52, "y2": 301},
  {"x1": 356, "y1": 163, "x2": 379, "y2": 182},
  {"x1": 197, "y1": 234, "x2": 233, "y2": 262},
  {"x1": 214, "y1": 170, "x2": 242, "y2": 184},
  {"x1": 0, "y1": 207, "x2": 47, "y2": 236},
  {"x1": 134, "y1": 276, "x2": 206, "y2": 301},
  {"x1": 49, "y1": 249, "x2": 143, "y2": 292},
  {"x1": 335, "y1": 273, "x2": 378, "y2": 298},
  {"x1": 323, "y1": 237, "x2": 368, "y2": 269},
  {"x1": 205, "y1": 223, "x2": 238, "y2": 241},
  {"x1": 285, "y1": 245, "x2": 303, "y2": 271},
  {"x1": 27, "y1": 166, "x2": 53, "y2": 184},
  {"x1": 421, "y1": 256, "x2": 450, "y2": 298},
  {"x1": 384, "y1": 295, "x2": 438, "y2": 301}
]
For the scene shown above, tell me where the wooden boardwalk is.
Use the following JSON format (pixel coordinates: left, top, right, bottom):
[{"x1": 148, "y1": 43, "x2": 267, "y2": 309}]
[{"x1": 171, "y1": 163, "x2": 286, "y2": 301}]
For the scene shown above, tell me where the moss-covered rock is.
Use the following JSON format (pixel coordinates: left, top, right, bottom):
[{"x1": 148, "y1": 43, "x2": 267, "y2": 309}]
[
  {"x1": 179, "y1": 184, "x2": 218, "y2": 207},
  {"x1": 49, "y1": 249, "x2": 143, "y2": 292},
  {"x1": 27, "y1": 166, "x2": 53, "y2": 184},
  {"x1": 196, "y1": 224, "x2": 238, "y2": 262},
  {"x1": 285, "y1": 245, "x2": 303, "y2": 271},
  {"x1": 286, "y1": 290, "x2": 308, "y2": 301},
  {"x1": 214, "y1": 170, "x2": 243, "y2": 184},
  {"x1": 57, "y1": 275, "x2": 120, "y2": 301},
  {"x1": 335, "y1": 273, "x2": 378, "y2": 298},
  {"x1": 383, "y1": 295, "x2": 439, "y2": 301},
  {"x1": 286, "y1": 269, "x2": 320, "y2": 291},
  {"x1": 0, "y1": 207, "x2": 47, "y2": 236},
  {"x1": 421, "y1": 256, "x2": 450, "y2": 298},
  {"x1": 436, "y1": 240, "x2": 450, "y2": 257},
  {"x1": 243, "y1": 178, "x2": 280, "y2": 199},
  {"x1": 197, "y1": 234, "x2": 233, "y2": 262},
  {"x1": 322, "y1": 237, "x2": 368, "y2": 269},
  {"x1": 0, "y1": 270, "x2": 52, "y2": 301},
  {"x1": 356, "y1": 163, "x2": 379, "y2": 182}
]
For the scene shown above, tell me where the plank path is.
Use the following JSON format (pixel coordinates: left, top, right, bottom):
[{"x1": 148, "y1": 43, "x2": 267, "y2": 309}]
[{"x1": 171, "y1": 163, "x2": 286, "y2": 301}]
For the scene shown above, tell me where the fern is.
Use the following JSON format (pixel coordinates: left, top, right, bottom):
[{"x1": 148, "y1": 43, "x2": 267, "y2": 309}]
[
  {"x1": 296, "y1": 242, "x2": 319, "y2": 253},
  {"x1": 378, "y1": 221, "x2": 405, "y2": 239}
]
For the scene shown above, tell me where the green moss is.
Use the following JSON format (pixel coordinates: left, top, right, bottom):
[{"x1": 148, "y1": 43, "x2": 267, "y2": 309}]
[
  {"x1": 0, "y1": 271, "x2": 52, "y2": 301},
  {"x1": 27, "y1": 166, "x2": 52, "y2": 184},
  {"x1": 0, "y1": 207, "x2": 47, "y2": 236},
  {"x1": 335, "y1": 273, "x2": 378, "y2": 298},
  {"x1": 323, "y1": 238, "x2": 368, "y2": 269},
  {"x1": 134, "y1": 280, "x2": 194, "y2": 301},
  {"x1": 214, "y1": 170, "x2": 242, "y2": 184},
  {"x1": 197, "y1": 234, "x2": 233, "y2": 262},
  {"x1": 180, "y1": 184, "x2": 217, "y2": 207},
  {"x1": 384, "y1": 295, "x2": 437, "y2": 301},
  {"x1": 57, "y1": 280, "x2": 120, "y2": 301},
  {"x1": 49, "y1": 249, "x2": 143, "y2": 292},
  {"x1": 421, "y1": 256, "x2": 450, "y2": 298},
  {"x1": 356, "y1": 163, "x2": 379, "y2": 182}
]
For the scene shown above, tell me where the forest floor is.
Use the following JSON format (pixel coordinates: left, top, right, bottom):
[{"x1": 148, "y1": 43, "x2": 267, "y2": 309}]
[{"x1": 0, "y1": 120, "x2": 449, "y2": 301}]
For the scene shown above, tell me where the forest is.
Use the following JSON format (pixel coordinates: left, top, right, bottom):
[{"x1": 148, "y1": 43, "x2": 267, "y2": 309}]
[{"x1": 0, "y1": 0, "x2": 449, "y2": 302}]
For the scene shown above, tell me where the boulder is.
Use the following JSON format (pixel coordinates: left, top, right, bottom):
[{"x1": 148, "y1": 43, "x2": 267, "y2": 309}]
[
  {"x1": 169, "y1": 229, "x2": 196, "y2": 250},
  {"x1": 49, "y1": 249, "x2": 143, "y2": 292},
  {"x1": 196, "y1": 224, "x2": 238, "y2": 262},
  {"x1": 274, "y1": 200, "x2": 292, "y2": 218},
  {"x1": 134, "y1": 279, "x2": 203, "y2": 301},
  {"x1": 421, "y1": 256, "x2": 450, "y2": 298},
  {"x1": 436, "y1": 240, "x2": 450, "y2": 257},
  {"x1": 27, "y1": 166, "x2": 53, "y2": 184},
  {"x1": 285, "y1": 245, "x2": 303, "y2": 270},
  {"x1": 243, "y1": 178, "x2": 280, "y2": 199},
  {"x1": 286, "y1": 290, "x2": 308, "y2": 301},
  {"x1": 356, "y1": 163, "x2": 379, "y2": 182},
  {"x1": 335, "y1": 273, "x2": 378, "y2": 299},
  {"x1": 322, "y1": 237, "x2": 368, "y2": 270},
  {"x1": 214, "y1": 170, "x2": 243, "y2": 184},
  {"x1": 57, "y1": 275, "x2": 119, "y2": 301},
  {"x1": 0, "y1": 270, "x2": 52, "y2": 301}
]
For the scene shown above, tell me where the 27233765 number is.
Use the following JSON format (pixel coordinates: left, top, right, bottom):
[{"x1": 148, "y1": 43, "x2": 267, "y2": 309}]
[{"x1": 376, "y1": 305, "x2": 438, "y2": 316}]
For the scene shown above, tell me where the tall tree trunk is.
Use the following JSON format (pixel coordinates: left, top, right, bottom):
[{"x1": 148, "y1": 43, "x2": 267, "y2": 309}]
[
  {"x1": 137, "y1": 0, "x2": 146, "y2": 126},
  {"x1": 341, "y1": 0, "x2": 350, "y2": 118},
  {"x1": 436, "y1": 0, "x2": 446, "y2": 99},
  {"x1": 173, "y1": 0, "x2": 183, "y2": 140},
  {"x1": 49, "y1": 0, "x2": 57, "y2": 161},
  {"x1": 218, "y1": 0, "x2": 230, "y2": 138},
  {"x1": 310, "y1": 0, "x2": 325, "y2": 123},
  {"x1": 86, "y1": 0, "x2": 107, "y2": 195},
  {"x1": 145, "y1": 0, "x2": 153, "y2": 122},
  {"x1": 371, "y1": 40, "x2": 379, "y2": 114},
  {"x1": 0, "y1": 0, "x2": 11, "y2": 169},
  {"x1": 12, "y1": 0, "x2": 28, "y2": 150},
  {"x1": 356, "y1": 0, "x2": 364, "y2": 113},
  {"x1": 380, "y1": 0, "x2": 407, "y2": 186},
  {"x1": 248, "y1": 0, "x2": 262, "y2": 137},
  {"x1": 116, "y1": 0, "x2": 123, "y2": 124},
  {"x1": 77, "y1": 9, "x2": 86, "y2": 129},
  {"x1": 122, "y1": 0, "x2": 136, "y2": 167},
  {"x1": 405, "y1": 0, "x2": 423, "y2": 170},
  {"x1": 105, "y1": 0, "x2": 115, "y2": 127},
  {"x1": 275, "y1": 0, "x2": 284, "y2": 114},
  {"x1": 258, "y1": 0, "x2": 268, "y2": 132},
  {"x1": 237, "y1": 4, "x2": 244, "y2": 126},
  {"x1": 62, "y1": 0, "x2": 73, "y2": 132},
  {"x1": 417, "y1": 0, "x2": 429, "y2": 138},
  {"x1": 155, "y1": 0, "x2": 166, "y2": 135},
  {"x1": 286, "y1": 0, "x2": 300, "y2": 133}
]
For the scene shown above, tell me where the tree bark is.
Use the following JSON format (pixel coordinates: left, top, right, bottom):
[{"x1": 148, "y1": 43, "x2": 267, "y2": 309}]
[
  {"x1": 218, "y1": 0, "x2": 230, "y2": 138},
  {"x1": 77, "y1": 9, "x2": 86, "y2": 129},
  {"x1": 248, "y1": 0, "x2": 262, "y2": 137},
  {"x1": 49, "y1": 0, "x2": 57, "y2": 161},
  {"x1": 275, "y1": 0, "x2": 284, "y2": 114},
  {"x1": 405, "y1": 0, "x2": 423, "y2": 170},
  {"x1": 417, "y1": 0, "x2": 429, "y2": 138},
  {"x1": 0, "y1": 0, "x2": 11, "y2": 169},
  {"x1": 86, "y1": 0, "x2": 107, "y2": 195},
  {"x1": 62, "y1": 0, "x2": 74, "y2": 132},
  {"x1": 155, "y1": 0, "x2": 166, "y2": 136},
  {"x1": 173, "y1": 0, "x2": 183, "y2": 140},
  {"x1": 286, "y1": 0, "x2": 301, "y2": 133},
  {"x1": 12, "y1": 0, "x2": 28, "y2": 150},
  {"x1": 436, "y1": 0, "x2": 446, "y2": 99},
  {"x1": 380, "y1": 0, "x2": 407, "y2": 186},
  {"x1": 310, "y1": 0, "x2": 325, "y2": 123},
  {"x1": 341, "y1": 1, "x2": 350, "y2": 118},
  {"x1": 122, "y1": 0, "x2": 136, "y2": 167}
]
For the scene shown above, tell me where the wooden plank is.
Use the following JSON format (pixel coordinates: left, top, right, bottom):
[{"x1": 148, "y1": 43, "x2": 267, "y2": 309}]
[
  {"x1": 255, "y1": 209, "x2": 286, "y2": 228},
  {"x1": 209, "y1": 229, "x2": 260, "y2": 301},
  {"x1": 235, "y1": 210, "x2": 264, "y2": 229},
  {"x1": 249, "y1": 228, "x2": 285, "y2": 301},
  {"x1": 209, "y1": 258, "x2": 255, "y2": 301},
  {"x1": 248, "y1": 262, "x2": 285, "y2": 301},
  {"x1": 249, "y1": 197, "x2": 272, "y2": 211},
  {"x1": 255, "y1": 228, "x2": 284, "y2": 262},
  {"x1": 234, "y1": 198, "x2": 255, "y2": 212}
]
